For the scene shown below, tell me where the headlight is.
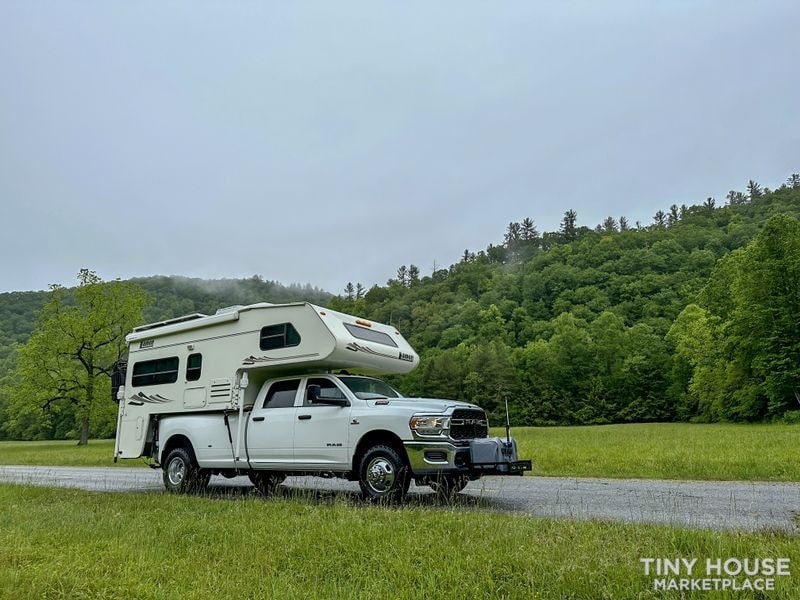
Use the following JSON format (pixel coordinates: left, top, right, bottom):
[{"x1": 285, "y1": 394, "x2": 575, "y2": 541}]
[{"x1": 409, "y1": 415, "x2": 450, "y2": 436}]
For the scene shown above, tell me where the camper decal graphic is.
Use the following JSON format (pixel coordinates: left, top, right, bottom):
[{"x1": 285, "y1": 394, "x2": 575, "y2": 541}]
[
  {"x1": 242, "y1": 352, "x2": 319, "y2": 366},
  {"x1": 345, "y1": 342, "x2": 397, "y2": 360},
  {"x1": 128, "y1": 392, "x2": 172, "y2": 406}
]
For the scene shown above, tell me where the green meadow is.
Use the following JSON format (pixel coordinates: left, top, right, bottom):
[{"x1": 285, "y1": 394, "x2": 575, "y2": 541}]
[
  {"x1": 0, "y1": 484, "x2": 797, "y2": 600},
  {"x1": 507, "y1": 422, "x2": 800, "y2": 481},
  {"x1": 2, "y1": 423, "x2": 799, "y2": 481}
]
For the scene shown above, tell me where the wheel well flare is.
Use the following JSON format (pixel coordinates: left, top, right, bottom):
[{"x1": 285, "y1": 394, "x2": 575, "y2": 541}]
[{"x1": 352, "y1": 430, "x2": 407, "y2": 471}]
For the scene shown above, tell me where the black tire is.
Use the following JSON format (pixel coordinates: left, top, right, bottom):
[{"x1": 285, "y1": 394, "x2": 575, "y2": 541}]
[
  {"x1": 249, "y1": 471, "x2": 286, "y2": 497},
  {"x1": 162, "y1": 447, "x2": 208, "y2": 494},
  {"x1": 428, "y1": 474, "x2": 469, "y2": 500},
  {"x1": 358, "y1": 444, "x2": 410, "y2": 503}
]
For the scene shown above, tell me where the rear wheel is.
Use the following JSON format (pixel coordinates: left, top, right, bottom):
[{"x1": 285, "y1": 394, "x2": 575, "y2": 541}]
[
  {"x1": 358, "y1": 445, "x2": 410, "y2": 503},
  {"x1": 249, "y1": 471, "x2": 286, "y2": 497},
  {"x1": 162, "y1": 447, "x2": 209, "y2": 493}
]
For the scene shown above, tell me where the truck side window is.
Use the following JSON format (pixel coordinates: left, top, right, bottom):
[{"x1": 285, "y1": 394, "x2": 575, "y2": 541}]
[
  {"x1": 263, "y1": 379, "x2": 300, "y2": 408},
  {"x1": 305, "y1": 378, "x2": 346, "y2": 406},
  {"x1": 132, "y1": 357, "x2": 179, "y2": 387},
  {"x1": 260, "y1": 323, "x2": 301, "y2": 350},
  {"x1": 186, "y1": 353, "x2": 202, "y2": 381}
]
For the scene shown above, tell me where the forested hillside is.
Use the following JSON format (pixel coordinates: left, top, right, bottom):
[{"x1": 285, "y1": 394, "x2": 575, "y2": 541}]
[
  {"x1": 0, "y1": 276, "x2": 330, "y2": 379},
  {"x1": 1, "y1": 175, "x2": 798, "y2": 440},
  {"x1": 331, "y1": 176, "x2": 800, "y2": 425}
]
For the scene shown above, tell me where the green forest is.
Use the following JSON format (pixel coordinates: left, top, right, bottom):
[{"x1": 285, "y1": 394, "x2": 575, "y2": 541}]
[
  {"x1": 329, "y1": 175, "x2": 800, "y2": 427},
  {"x1": 0, "y1": 276, "x2": 329, "y2": 440},
  {"x1": 0, "y1": 174, "x2": 798, "y2": 440}
]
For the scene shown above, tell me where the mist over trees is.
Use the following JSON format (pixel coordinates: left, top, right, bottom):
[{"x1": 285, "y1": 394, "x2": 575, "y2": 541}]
[
  {"x1": 0, "y1": 275, "x2": 330, "y2": 440},
  {"x1": 0, "y1": 174, "x2": 798, "y2": 440}
]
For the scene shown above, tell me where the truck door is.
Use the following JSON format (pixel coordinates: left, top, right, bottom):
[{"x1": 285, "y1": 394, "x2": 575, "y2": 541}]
[
  {"x1": 293, "y1": 377, "x2": 352, "y2": 468},
  {"x1": 246, "y1": 378, "x2": 300, "y2": 467}
]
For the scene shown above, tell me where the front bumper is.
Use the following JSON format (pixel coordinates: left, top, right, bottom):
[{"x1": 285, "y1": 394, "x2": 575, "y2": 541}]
[{"x1": 404, "y1": 438, "x2": 532, "y2": 477}]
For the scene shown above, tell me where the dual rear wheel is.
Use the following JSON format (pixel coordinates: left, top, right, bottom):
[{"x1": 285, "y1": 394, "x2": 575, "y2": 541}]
[{"x1": 162, "y1": 447, "x2": 210, "y2": 493}]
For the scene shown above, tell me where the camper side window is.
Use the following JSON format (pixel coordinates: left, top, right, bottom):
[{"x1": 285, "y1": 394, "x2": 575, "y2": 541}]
[
  {"x1": 132, "y1": 357, "x2": 179, "y2": 387},
  {"x1": 343, "y1": 323, "x2": 398, "y2": 348},
  {"x1": 186, "y1": 353, "x2": 202, "y2": 381},
  {"x1": 260, "y1": 323, "x2": 301, "y2": 351},
  {"x1": 263, "y1": 379, "x2": 300, "y2": 408}
]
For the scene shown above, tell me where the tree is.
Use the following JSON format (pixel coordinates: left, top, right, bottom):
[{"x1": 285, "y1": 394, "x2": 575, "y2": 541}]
[
  {"x1": 560, "y1": 210, "x2": 578, "y2": 242},
  {"x1": 728, "y1": 215, "x2": 800, "y2": 416},
  {"x1": 668, "y1": 205, "x2": 679, "y2": 226},
  {"x1": 727, "y1": 190, "x2": 748, "y2": 206},
  {"x1": 397, "y1": 265, "x2": 408, "y2": 287},
  {"x1": 703, "y1": 197, "x2": 716, "y2": 211},
  {"x1": 747, "y1": 180, "x2": 763, "y2": 200},
  {"x1": 601, "y1": 217, "x2": 617, "y2": 233},
  {"x1": 653, "y1": 210, "x2": 666, "y2": 227},
  {"x1": 787, "y1": 174, "x2": 800, "y2": 189},
  {"x1": 504, "y1": 222, "x2": 522, "y2": 248},
  {"x1": 344, "y1": 282, "x2": 355, "y2": 301},
  {"x1": 6, "y1": 270, "x2": 147, "y2": 444},
  {"x1": 408, "y1": 265, "x2": 420, "y2": 286},
  {"x1": 520, "y1": 218, "x2": 539, "y2": 241},
  {"x1": 355, "y1": 283, "x2": 365, "y2": 300},
  {"x1": 618, "y1": 216, "x2": 629, "y2": 231}
]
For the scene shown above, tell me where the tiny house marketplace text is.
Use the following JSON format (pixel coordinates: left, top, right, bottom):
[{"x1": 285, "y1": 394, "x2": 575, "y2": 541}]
[{"x1": 640, "y1": 557, "x2": 791, "y2": 591}]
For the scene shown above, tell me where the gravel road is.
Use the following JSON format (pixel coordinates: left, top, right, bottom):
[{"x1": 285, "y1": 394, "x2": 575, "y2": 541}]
[{"x1": 1, "y1": 465, "x2": 798, "y2": 533}]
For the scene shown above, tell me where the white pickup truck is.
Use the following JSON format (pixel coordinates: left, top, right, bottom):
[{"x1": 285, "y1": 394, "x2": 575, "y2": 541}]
[
  {"x1": 157, "y1": 372, "x2": 530, "y2": 501},
  {"x1": 113, "y1": 302, "x2": 530, "y2": 502}
]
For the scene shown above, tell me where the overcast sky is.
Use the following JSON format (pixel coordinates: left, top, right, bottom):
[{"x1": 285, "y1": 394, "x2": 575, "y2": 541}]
[{"x1": 1, "y1": 2, "x2": 798, "y2": 295}]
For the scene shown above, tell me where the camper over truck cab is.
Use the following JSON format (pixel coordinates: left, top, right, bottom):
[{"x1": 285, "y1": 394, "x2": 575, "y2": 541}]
[{"x1": 113, "y1": 302, "x2": 530, "y2": 502}]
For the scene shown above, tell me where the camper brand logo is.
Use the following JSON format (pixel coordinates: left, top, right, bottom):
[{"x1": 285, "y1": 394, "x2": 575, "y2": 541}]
[
  {"x1": 640, "y1": 557, "x2": 791, "y2": 592},
  {"x1": 139, "y1": 339, "x2": 154, "y2": 349},
  {"x1": 398, "y1": 352, "x2": 414, "y2": 362}
]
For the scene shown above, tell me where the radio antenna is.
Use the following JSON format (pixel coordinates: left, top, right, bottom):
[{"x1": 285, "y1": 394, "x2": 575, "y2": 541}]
[{"x1": 504, "y1": 396, "x2": 511, "y2": 444}]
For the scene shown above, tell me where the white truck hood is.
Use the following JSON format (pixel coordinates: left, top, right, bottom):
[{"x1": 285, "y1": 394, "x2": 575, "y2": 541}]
[{"x1": 367, "y1": 397, "x2": 482, "y2": 413}]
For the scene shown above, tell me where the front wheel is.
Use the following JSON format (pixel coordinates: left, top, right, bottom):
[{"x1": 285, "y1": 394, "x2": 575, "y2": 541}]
[
  {"x1": 358, "y1": 445, "x2": 410, "y2": 503},
  {"x1": 162, "y1": 447, "x2": 209, "y2": 493}
]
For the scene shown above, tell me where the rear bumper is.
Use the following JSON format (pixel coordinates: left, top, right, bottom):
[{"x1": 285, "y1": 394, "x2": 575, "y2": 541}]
[{"x1": 403, "y1": 440, "x2": 532, "y2": 477}]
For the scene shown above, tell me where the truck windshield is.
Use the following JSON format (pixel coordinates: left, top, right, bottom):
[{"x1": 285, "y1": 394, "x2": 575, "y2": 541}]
[{"x1": 338, "y1": 376, "x2": 401, "y2": 399}]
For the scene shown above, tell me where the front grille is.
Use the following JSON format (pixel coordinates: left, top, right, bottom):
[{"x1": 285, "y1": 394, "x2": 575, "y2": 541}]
[{"x1": 449, "y1": 409, "x2": 489, "y2": 440}]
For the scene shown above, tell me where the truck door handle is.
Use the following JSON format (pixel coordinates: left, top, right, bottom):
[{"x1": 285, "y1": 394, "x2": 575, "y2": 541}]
[
  {"x1": 298, "y1": 414, "x2": 312, "y2": 420},
  {"x1": 252, "y1": 416, "x2": 265, "y2": 422}
]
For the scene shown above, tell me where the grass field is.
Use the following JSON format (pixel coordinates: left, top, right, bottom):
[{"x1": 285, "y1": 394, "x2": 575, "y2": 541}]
[
  {"x1": 0, "y1": 484, "x2": 797, "y2": 599},
  {"x1": 507, "y1": 423, "x2": 800, "y2": 481},
  {"x1": 1, "y1": 422, "x2": 799, "y2": 481},
  {"x1": 0, "y1": 439, "x2": 136, "y2": 468}
]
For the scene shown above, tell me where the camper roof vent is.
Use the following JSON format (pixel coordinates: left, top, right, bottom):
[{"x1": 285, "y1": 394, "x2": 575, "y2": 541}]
[
  {"x1": 215, "y1": 305, "x2": 245, "y2": 315},
  {"x1": 133, "y1": 313, "x2": 207, "y2": 333}
]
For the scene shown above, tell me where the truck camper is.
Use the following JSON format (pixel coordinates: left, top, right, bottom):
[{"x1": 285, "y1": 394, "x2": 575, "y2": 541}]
[{"x1": 113, "y1": 302, "x2": 530, "y2": 501}]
